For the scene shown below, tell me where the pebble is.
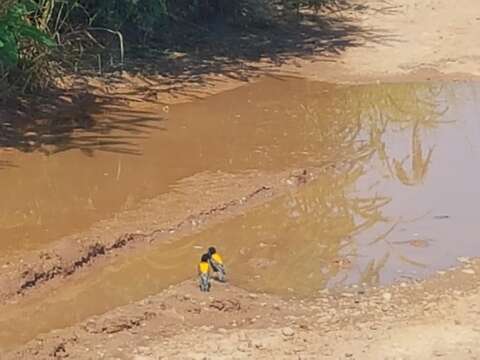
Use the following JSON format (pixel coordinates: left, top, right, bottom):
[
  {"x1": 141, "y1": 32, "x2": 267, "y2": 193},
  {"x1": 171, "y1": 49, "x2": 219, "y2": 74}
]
[
  {"x1": 424, "y1": 302, "x2": 436, "y2": 311},
  {"x1": 282, "y1": 327, "x2": 295, "y2": 337},
  {"x1": 248, "y1": 293, "x2": 258, "y2": 299},
  {"x1": 136, "y1": 346, "x2": 152, "y2": 356},
  {"x1": 461, "y1": 269, "x2": 475, "y2": 275},
  {"x1": 237, "y1": 343, "x2": 250, "y2": 352},
  {"x1": 293, "y1": 346, "x2": 306, "y2": 353},
  {"x1": 382, "y1": 292, "x2": 392, "y2": 302},
  {"x1": 253, "y1": 340, "x2": 265, "y2": 350}
]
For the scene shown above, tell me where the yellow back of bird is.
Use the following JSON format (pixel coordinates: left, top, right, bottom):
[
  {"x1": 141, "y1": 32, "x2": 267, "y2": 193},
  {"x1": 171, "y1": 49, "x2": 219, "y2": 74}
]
[
  {"x1": 212, "y1": 253, "x2": 223, "y2": 265},
  {"x1": 198, "y1": 261, "x2": 209, "y2": 274}
]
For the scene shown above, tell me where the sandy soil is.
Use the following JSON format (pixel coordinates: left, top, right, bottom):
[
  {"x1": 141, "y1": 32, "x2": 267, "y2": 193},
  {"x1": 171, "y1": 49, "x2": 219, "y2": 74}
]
[
  {"x1": 2, "y1": 0, "x2": 480, "y2": 358},
  {"x1": 288, "y1": 0, "x2": 480, "y2": 83},
  {"x1": 6, "y1": 258, "x2": 480, "y2": 359}
]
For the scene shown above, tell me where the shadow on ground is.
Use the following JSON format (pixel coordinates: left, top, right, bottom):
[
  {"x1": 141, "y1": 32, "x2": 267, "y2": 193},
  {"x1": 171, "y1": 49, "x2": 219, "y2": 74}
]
[{"x1": 89, "y1": 1, "x2": 399, "y2": 100}]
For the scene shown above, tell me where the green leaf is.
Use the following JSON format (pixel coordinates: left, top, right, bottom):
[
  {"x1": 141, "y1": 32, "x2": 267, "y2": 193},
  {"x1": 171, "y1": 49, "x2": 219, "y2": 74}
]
[
  {"x1": 18, "y1": 24, "x2": 56, "y2": 47},
  {"x1": 21, "y1": 0, "x2": 40, "y2": 14},
  {"x1": 0, "y1": 31, "x2": 18, "y2": 66}
]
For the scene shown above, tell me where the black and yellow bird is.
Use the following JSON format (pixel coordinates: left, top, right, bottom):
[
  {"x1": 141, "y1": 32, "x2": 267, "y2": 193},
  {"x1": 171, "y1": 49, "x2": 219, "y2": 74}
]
[
  {"x1": 198, "y1": 253, "x2": 211, "y2": 292},
  {"x1": 207, "y1": 246, "x2": 226, "y2": 282}
]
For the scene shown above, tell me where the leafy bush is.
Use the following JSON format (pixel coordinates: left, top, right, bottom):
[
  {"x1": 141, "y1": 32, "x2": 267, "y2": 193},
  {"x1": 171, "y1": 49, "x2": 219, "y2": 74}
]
[
  {"x1": 0, "y1": 1, "x2": 55, "y2": 69},
  {"x1": 0, "y1": 0, "x2": 340, "y2": 92},
  {"x1": 78, "y1": 0, "x2": 168, "y2": 39}
]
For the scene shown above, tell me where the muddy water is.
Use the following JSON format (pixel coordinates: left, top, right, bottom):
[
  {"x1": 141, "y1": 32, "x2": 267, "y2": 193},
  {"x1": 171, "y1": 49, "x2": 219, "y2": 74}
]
[
  {"x1": 0, "y1": 78, "x2": 340, "y2": 255},
  {"x1": 1, "y1": 79, "x2": 480, "y2": 349}
]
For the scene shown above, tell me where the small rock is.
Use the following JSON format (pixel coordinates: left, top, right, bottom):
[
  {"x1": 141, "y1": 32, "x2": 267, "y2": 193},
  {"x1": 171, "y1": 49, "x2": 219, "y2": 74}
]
[
  {"x1": 253, "y1": 339, "x2": 266, "y2": 349},
  {"x1": 382, "y1": 292, "x2": 392, "y2": 302},
  {"x1": 457, "y1": 257, "x2": 470, "y2": 263},
  {"x1": 248, "y1": 293, "x2": 258, "y2": 299},
  {"x1": 293, "y1": 346, "x2": 306, "y2": 353},
  {"x1": 462, "y1": 269, "x2": 475, "y2": 275},
  {"x1": 424, "y1": 302, "x2": 436, "y2": 311},
  {"x1": 282, "y1": 327, "x2": 295, "y2": 337},
  {"x1": 136, "y1": 346, "x2": 152, "y2": 356},
  {"x1": 237, "y1": 343, "x2": 250, "y2": 352}
]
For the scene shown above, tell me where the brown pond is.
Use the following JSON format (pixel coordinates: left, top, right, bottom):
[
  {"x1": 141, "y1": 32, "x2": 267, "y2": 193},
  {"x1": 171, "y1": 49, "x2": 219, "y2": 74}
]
[
  {"x1": 1, "y1": 78, "x2": 480, "y2": 349},
  {"x1": 0, "y1": 78, "x2": 340, "y2": 256}
]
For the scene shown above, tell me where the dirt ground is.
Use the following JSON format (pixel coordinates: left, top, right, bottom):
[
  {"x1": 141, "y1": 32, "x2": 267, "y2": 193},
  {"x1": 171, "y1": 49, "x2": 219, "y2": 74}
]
[
  {"x1": 6, "y1": 258, "x2": 480, "y2": 359},
  {"x1": 3, "y1": 0, "x2": 480, "y2": 358},
  {"x1": 288, "y1": 0, "x2": 480, "y2": 83}
]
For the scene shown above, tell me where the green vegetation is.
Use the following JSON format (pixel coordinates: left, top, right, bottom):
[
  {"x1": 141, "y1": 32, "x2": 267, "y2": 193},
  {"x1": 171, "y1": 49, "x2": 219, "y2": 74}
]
[
  {"x1": 0, "y1": 1, "x2": 56, "y2": 91},
  {"x1": 0, "y1": 0, "x2": 337, "y2": 94}
]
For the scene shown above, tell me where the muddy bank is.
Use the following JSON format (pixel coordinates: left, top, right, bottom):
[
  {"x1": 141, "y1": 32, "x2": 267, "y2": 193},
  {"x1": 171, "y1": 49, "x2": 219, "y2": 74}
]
[
  {"x1": 5, "y1": 257, "x2": 480, "y2": 359},
  {"x1": 0, "y1": 168, "x2": 323, "y2": 304}
]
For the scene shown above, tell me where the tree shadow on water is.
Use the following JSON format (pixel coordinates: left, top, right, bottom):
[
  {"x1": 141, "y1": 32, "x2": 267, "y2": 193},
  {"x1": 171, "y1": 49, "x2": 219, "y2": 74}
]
[
  {"x1": 0, "y1": 159, "x2": 16, "y2": 170},
  {"x1": 0, "y1": 91, "x2": 165, "y2": 160}
]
